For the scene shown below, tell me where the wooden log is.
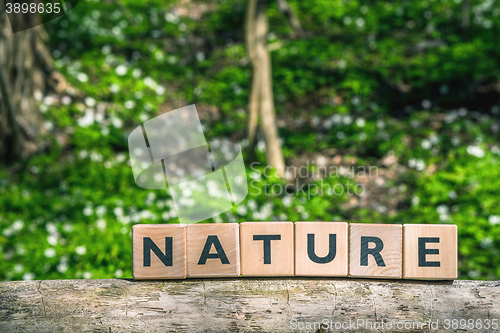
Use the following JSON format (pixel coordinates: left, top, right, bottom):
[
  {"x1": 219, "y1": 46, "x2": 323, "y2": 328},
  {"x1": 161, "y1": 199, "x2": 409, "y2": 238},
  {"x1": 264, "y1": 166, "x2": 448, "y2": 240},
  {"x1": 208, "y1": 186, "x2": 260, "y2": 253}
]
[{"x1": 0, "y1": 279, "x2": 499, "y2": 332}]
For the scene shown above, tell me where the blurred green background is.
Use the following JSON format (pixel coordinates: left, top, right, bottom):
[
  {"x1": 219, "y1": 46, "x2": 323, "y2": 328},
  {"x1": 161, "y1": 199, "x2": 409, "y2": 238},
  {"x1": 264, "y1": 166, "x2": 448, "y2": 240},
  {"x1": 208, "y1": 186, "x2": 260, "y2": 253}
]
[{"x1": 1, "y1": 0, "x2": 500, "y2": 281}]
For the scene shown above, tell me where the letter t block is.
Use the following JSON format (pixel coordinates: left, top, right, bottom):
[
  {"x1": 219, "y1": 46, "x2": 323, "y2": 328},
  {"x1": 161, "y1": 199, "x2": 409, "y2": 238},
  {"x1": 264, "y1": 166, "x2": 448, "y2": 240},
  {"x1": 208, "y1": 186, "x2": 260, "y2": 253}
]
[
  {"x1": 132, "y1": 224, "x2": 187, "y2": 279},
  {"x1": 240, "y1": 222, "x2": 294, "y2": 276}
]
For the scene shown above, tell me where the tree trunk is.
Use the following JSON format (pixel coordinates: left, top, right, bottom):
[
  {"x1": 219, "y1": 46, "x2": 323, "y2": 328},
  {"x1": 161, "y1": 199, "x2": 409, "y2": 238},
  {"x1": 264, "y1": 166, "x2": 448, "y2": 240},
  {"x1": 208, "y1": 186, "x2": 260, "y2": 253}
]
[
  {"x1": 0, "y1": 11, "x2": 66, "y2": 163},
  {"x1": 245, "y1": 0, "x2": 285, "y2": 175}
]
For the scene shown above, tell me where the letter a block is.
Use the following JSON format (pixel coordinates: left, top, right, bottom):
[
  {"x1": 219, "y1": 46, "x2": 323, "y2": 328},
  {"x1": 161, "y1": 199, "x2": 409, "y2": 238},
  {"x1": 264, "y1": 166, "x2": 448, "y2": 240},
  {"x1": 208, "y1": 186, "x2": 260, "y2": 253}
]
[
  {"x1": 132, "y1": 224, "x2": 186, "y2": 279},
  {"x1": 403, "y1": 224, "x2": 457, "y2": 280},
  {"x1": 349, "y1": 224, "x2": 402, "y2": 279},
  {"x1": 240, "y1": 222, "x2": 294, "y2": 276},
  {"x1": 186, "y1": 223, "x2": 240, "y2": 277},
  {"x1": 294, "y1": 222, "x2": 348, "y2": 276}
]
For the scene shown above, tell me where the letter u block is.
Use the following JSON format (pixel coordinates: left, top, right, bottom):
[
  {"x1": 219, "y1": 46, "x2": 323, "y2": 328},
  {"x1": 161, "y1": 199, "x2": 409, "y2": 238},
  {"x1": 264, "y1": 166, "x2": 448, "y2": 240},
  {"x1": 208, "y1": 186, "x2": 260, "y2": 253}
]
[
  {"x1": 294, "y1": 222, "x2": 348, "y2": 276},
  {"x1": 187, "y1": 223, "x2": 240, "y2": 277},
  {"x1": 240, "y1": 222, "x2": 294, "y2": 276},
  {"x1": 132, "y1": 224, "x2": 187, "y2": 279},
  {"x1": 403, "y1": 224, "x2": 457, "y2": 279},
  {"x1": 349, "y1": 223, "x2": 402, "y2": 279}
]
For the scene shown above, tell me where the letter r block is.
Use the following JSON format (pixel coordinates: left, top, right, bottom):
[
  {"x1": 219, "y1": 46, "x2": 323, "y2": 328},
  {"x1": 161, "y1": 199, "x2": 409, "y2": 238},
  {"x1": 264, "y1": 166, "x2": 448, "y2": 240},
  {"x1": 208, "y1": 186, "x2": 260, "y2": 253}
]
[
  {"x1": 240, "y1": 222, "x2": 294, "y2": 276},
  {"x1": 187, "y1": 223, "x2": 240, "y2": 277},
  {"x1": 132, "y1": 224, "x2": 186, "y2": 279},
  {"x1": 294, "y1": 222, "x2": 348, "y2": 276},
  {"x1": 403, "y1": 224, "x2": 457, "y2": 279},
  {"x1": 349, "y1": 224, "x2": 402, "y2": 279}
]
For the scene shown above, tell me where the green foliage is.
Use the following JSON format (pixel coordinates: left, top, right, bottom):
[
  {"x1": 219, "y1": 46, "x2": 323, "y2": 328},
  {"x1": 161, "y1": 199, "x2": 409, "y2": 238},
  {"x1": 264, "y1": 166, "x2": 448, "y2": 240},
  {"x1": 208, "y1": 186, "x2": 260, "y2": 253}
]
[{"x1": 2, "y1": 0, "x2": 500, "y2": 281}]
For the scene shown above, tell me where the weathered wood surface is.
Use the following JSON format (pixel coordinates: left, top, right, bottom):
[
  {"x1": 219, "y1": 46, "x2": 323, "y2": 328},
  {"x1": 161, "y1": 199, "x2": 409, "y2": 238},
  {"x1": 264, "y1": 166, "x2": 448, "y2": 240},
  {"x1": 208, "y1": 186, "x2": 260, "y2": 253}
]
[{"x1": 0, "y1": 278, "x2": 499, "y2": 332}]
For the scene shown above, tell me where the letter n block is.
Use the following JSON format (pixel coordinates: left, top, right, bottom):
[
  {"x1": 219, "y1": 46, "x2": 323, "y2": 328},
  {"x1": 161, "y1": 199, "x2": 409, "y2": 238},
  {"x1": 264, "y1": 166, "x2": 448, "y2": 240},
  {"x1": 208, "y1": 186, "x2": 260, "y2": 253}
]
[
  {"x1": 240, "y1": 222, "x2": 294, "y2": 276},
  {"x1": 132, "y1": 224, "x2": 186, "y2": 279},
  {"x1": 187, "y1": 223, "x2": 240, "y2": 277},
  {"x1": 403, "y1": 224, "x2": 457, "y2": 280},
  {"x1": 349, "y1": 224, "x2": 402, "y2": 279},
  {"x1": 294, "y1": 222, "x2": 348, "y2": 276}
]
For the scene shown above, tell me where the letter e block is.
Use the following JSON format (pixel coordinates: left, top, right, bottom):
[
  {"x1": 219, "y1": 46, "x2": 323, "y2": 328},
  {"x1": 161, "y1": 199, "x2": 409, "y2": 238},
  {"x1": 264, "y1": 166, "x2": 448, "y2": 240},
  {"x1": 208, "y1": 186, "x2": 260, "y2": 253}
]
[
  {"x1": 132, "y1": 224, "x2": 186, "y2": 279},
  {"x1": 295, "y1": 222, "x2": 348, "y2": 277},
  {"x1": 403, "y1": 224, "x2": 457, "y2": 280},
  {"x1": 349, "y1": 224, "x2": 402, "y2": 279},
  {"x1": 187, "y1": 223, "x2": 240, "y2": 277},
  {"x1": 240, "y1": 222, "x2": 294, "y2": 276}
]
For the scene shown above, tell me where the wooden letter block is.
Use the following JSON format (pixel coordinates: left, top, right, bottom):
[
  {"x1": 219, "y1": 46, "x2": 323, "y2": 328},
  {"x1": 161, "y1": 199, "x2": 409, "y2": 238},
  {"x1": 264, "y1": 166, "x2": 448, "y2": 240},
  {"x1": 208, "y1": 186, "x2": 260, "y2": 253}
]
[
  {"x1": 240, "y1": 222, "x2": 294, "y2": 276},
  {"x1": 132, "y1": 224, "x2": 186, "y2": 279},
  {"x1": 187, "y1": 223, "x2": 240, "y2": 277},
  {"x1": 349, "y1": 223, "x2": 402, "y2": 279},
  {"x1": 294, "y1": 222, "x2": 348, "y2": 277},
  {"x1": 403, "y1": 224, "x2": 457, "y2": 280}
]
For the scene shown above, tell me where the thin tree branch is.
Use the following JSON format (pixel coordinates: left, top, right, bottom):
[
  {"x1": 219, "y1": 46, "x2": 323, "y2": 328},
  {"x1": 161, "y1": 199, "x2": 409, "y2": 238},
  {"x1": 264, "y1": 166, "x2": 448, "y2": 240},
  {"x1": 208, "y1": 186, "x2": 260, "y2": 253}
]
[
  {"x1": 254, "y1": 0, "x2": 285, "y2": 174},
  {"x1": 276, "y1": 0, "x2": 304, "y2": 38},
  {"x1": 461, "y1": 0, "x2": 470, "y2": 30},
  {"x1": 113, "y1": 0, "x2": 137, "y2": 26},
  {"x1": 245, "y1": 0, "x2": 259, "y2": 161},
  {"x1": 245, "y1": 0, "x2": 258, "y2": 63}
]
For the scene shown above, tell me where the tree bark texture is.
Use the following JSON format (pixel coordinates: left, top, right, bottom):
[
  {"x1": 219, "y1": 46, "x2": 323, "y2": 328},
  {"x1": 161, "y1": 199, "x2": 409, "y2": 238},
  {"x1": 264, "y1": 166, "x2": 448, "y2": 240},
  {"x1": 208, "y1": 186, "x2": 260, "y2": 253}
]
[
  {"x1": 0, "y1": 278, "x2": 499, "y2": 332},
  {"x1": 0, "y1": 10, "x2": 67, "y2": 163}
]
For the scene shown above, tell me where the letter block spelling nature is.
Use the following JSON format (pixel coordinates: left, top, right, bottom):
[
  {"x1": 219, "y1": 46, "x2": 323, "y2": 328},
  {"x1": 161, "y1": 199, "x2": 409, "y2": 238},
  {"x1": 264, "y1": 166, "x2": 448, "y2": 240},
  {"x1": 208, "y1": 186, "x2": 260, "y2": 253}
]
[
  {"x1": 349, "y1": 224, "x2": 402, "y2": 279},
  {"x1": 403, "y1": 224, "x2": 457, "y2": 279},
  {"x1": 294, "y1": 222, "x2": 348, "y2": 276},
  {"x1": 132, "y1": 224, "x2": 187, "y2": 279},
  {"x1": 186, "y1": 223, "x2": 240, "y2": 277},
  {"x1": 132, "y1": 222, "x2": 458, "y2": 280},
  {"x1": 240, "y1": 222, "x2": 294, "y2": 276}
]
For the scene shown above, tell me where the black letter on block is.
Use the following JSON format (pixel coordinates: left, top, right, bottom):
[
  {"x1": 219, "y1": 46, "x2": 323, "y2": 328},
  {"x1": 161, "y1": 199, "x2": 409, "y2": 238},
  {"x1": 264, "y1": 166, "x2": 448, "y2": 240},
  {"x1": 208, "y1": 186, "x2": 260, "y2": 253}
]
[
  {"x1": 307, "y1": 234, "x2": 337, "y2": 264},
  {"x1": 360, "y1": 236, "x2": 386, "y2": 267},
  {"x1": 253, "y1": 235, "x2": 281, "y2": 264},
  {"x1": 198, "y1": 235, "x2": 230, "y2": 265},
  {"x1": 418, "y1": 237, "x2": 440, "y2": 267},
  {"x1": 143, "y1": 237, "x2": 172, "y2": 267}
]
